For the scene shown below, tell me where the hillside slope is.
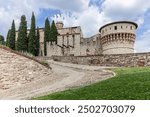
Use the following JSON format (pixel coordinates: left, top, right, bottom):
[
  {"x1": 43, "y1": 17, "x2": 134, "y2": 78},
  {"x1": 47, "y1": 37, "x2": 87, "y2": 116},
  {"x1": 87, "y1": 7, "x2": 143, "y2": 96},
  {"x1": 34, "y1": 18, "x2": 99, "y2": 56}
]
[
  {"x1": 0, "y1": 47, "x2": 114, "y2": 99},
  {"x1": 0, "y1": 48, "x2": 53, "y2": 91}
]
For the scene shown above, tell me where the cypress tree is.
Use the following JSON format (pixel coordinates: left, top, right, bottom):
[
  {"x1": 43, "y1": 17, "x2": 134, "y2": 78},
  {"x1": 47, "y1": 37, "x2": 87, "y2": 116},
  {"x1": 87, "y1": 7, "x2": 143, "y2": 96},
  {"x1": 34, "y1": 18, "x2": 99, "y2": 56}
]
[
  {"x1": 16, "y1": 15, "x2": 28, "y2": 52},
  {"x1": 9, "y1": 20, "x2": 16, "y2": 50},
  {"x1": 6, "y1": 29, "x2": 11, "y2": 46},
  {"x1": 44, "y1": 18, "x2": 50, "y2": 56},
  {"x1": 28, "y1": 12, "x2": 36, "y2": 55},
  {"x1": 35, "y1": 27, "x2": 40, "y2": 56},
  {"x1": 50, "y1": 20, "x2": 58, "y2": 44},
  {"x1": 0, "y1": 35, "x2": 4, "y2": 45}
]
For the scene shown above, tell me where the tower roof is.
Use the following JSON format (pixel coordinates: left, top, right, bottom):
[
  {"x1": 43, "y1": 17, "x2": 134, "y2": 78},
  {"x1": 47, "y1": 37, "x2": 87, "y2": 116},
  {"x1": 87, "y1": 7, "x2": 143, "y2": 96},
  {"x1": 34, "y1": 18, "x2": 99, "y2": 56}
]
[{"x1": 99, "y1": 21, "x2": 138, "y2": 32}]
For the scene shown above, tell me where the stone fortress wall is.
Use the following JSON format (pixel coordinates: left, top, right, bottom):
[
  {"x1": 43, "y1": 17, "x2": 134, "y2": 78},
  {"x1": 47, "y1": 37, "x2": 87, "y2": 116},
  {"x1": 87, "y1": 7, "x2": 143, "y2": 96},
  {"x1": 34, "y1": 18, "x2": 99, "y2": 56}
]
[
  {"x1": 44, "y1": 21, "x2": 138, "y2": 56},
  {"x1": 15, "y1": 21, "x2": 138, "y2": 57},
  {"x1": 52, "y1": 52, "x2": 150, "y2": 67}
]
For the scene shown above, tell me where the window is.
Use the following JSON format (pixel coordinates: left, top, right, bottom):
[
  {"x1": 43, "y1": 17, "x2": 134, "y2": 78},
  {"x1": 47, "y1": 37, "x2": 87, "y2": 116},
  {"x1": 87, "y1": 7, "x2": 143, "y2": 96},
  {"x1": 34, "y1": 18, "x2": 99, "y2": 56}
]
[
  {"x1": 121, "y1": 26, "x2": 123, "y2": 29},
  {"x1": 130, "y1": 26, "x2": 132, "y2": 30},
  {"x1": 67, "y1": 35, "x2": 69, "y2": 46},
  {"x1": 72, "y1": 35, "x2": 75, "y2": 46},
  {"x1": 102, "y1": 30, "x2": 104, "y2": 34},
  {"x1": 114, "y1": 26, "x2": 117, "y2": 30},
  {"x1": 62, "y1": 36, "x2": 64, "y2": 44}
]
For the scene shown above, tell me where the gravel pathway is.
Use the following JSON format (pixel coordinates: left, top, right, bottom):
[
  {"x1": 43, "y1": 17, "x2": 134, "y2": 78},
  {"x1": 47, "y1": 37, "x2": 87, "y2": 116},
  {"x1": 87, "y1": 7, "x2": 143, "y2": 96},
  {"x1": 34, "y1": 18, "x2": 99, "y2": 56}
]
[{"x1": 0, "y1": 48, "x2": 115, "y2": 99}]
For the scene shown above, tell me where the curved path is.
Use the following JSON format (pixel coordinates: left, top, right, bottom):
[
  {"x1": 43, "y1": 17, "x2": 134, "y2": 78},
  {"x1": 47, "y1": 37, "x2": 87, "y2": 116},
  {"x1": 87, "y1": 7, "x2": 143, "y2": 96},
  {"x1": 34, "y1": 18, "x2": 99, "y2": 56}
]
[{"x1": 0, "y1": 60, "x2": 115, "y2": 99}]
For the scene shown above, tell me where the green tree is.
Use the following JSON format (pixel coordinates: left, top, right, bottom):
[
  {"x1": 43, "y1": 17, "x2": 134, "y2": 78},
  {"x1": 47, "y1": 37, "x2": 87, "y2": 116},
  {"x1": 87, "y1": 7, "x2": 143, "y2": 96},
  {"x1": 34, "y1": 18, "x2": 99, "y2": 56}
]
[
  {"x1": 44, "y1": 18, "x2": 51, "y2": 56},
  {"x1": 6, "y1": 29, "x2": 11, "y2": 46},
  {"x1": 35, "y1": 27, "x2": 40, "y2": 56},
  {"x1": 28, "y1": 12, "x2": 36, "y2": 55},
  {"x1": 16, "y1": 15, "x2": 28, "y2": 52},
  {"x1": 0, "y1": 35, "x2": 4, "y2": 45},
  {"x1": 50, "y1": 20, "x2": 58, "y2": 44},
  {"x1": 8, "y1": 20, "x2": 16, "y2": 50}
]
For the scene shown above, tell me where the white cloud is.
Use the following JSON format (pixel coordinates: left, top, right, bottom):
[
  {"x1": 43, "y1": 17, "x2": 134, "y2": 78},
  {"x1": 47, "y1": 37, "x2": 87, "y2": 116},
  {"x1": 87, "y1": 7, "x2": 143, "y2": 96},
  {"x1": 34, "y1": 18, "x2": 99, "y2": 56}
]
[
  {"x1": 135, "y1": 29, "x2": 150, "y2": 52},
  {"x1": 0, "y1": 0, "x2": 89, "y2": 37},
  {"x1": 51, "y1": 0, "x2": 150, "y2": 37},
  {"x1": 0, "y1": 0, "x2": 40, "y2": 37},
  {"x1": 52, "y1": 5, "x2": 110, "y2": 37},
  {"x1": 102, "y1": 0, "x2": 150, "y2": 20},
  {"x1": 1, "y1": 0, "x2": 150, "y2": 52},
  {"x1": 38, "y1": 0, "x2": 89, "y2": 13}
]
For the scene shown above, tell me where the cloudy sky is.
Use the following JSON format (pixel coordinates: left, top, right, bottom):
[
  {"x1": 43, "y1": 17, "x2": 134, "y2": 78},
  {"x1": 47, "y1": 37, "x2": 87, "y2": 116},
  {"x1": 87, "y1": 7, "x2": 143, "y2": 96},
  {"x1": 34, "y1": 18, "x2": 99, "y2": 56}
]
[{"x1": 0, "y1": 0, "x2": 150, "y2": 52}]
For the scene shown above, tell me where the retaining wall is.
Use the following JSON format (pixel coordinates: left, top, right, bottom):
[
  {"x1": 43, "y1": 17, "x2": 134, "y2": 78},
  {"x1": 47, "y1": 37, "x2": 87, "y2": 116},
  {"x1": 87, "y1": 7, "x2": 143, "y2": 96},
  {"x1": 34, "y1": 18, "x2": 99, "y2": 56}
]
[{"x1": 52, "y1": 53, "x2": 150, "y2": 67}]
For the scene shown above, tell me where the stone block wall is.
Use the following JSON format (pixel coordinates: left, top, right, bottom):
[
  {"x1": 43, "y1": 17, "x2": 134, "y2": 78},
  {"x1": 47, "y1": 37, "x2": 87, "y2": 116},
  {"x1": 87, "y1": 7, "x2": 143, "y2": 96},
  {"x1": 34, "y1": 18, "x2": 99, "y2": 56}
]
[{"x1": 52, "y1": 52, "x2": 150, "y2": 67}]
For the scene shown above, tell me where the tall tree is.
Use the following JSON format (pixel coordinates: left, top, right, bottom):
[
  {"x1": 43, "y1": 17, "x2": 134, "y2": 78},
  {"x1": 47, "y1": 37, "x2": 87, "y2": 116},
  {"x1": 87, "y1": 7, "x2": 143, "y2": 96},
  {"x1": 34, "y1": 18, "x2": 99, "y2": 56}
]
[
  {"x1": 28, "y1": 12, "x2": 36, "y2": 55},
  {"x1": 0, "y1": 35, "x2": 4, "y2": 45},
  {"x1": 6, "y1": 29, "x2": 11, "y2": 46},
  {"x1": 50, "y1": 20, "x2": 58, "y2": 44},
  {"x1": 35, "y1": 27, "x2": 40, "y2": 56},
  {"x1": 44, "y1": 18, "x2": 51, "y2": 56},
  {"x1": 16, "y1": 15, "x2": 28, "y2": 52},
  {"x1": 8, "y1": 20, "x2": 16, "y2": 50}
]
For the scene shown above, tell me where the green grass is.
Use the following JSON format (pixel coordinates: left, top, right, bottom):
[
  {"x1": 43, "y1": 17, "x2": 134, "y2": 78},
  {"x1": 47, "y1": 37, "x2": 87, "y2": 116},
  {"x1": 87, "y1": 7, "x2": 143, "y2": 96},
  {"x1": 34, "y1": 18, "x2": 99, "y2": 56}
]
[{"x1": 34, "y1": 67, "x2": 150, "y2": 100}]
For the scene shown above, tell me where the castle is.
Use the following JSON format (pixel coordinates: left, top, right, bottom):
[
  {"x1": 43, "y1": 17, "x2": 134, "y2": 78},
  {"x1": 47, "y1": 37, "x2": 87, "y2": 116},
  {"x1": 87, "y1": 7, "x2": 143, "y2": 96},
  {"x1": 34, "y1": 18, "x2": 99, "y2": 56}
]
[{"x1": 16, "y1": 21, "x2": 138, "y2": 56}]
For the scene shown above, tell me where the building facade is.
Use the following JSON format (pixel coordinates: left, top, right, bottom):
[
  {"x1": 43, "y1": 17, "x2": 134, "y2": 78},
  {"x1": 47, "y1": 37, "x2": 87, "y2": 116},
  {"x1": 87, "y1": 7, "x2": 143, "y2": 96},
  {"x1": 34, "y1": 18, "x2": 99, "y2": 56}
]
[{"x1": 16, "y1": 21, "x2": 138, "y2": 56}]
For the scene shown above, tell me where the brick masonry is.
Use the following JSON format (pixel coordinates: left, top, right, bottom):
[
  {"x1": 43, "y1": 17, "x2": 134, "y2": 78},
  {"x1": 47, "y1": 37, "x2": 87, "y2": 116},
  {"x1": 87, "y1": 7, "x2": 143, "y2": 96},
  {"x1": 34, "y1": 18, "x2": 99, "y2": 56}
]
[{"x1": 52, "y1": 52, "x2": 150, "y2": 67}]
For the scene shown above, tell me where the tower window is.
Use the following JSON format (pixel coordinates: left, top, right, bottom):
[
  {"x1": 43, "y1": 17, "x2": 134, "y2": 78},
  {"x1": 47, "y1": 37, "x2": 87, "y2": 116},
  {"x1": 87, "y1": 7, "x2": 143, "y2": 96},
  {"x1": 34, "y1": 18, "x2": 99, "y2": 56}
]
[
  {"x1": 102, "y1": 30, "x2": 104, "y2": 34},
  {"x1": 114, "y1": 26, "x2": 117, "y2": 30}
]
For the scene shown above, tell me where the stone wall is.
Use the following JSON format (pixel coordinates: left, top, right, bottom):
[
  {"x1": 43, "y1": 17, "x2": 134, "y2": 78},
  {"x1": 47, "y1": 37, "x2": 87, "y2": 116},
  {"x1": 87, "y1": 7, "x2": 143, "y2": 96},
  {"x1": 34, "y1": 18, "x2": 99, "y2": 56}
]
[{"x1": 52, "y1": 52, "x2": 150, "y2": 67}]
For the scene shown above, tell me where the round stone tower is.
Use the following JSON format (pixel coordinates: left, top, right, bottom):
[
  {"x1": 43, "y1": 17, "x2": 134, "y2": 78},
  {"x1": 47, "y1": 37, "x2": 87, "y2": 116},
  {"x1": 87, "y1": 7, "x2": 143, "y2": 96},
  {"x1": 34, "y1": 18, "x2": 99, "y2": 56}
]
[{"x1": 99, "y1": 21, "x2": 138, "y2": 54}]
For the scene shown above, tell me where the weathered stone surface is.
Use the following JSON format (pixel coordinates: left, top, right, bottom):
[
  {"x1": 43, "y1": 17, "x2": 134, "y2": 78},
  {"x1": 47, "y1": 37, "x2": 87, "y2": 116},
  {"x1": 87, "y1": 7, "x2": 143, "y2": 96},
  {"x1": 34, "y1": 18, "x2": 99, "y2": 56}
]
[
  {"x1": 0, "y1": 48, "x2": 52, "y2": 91},
  {"x1": 52, "y1": 52, "x2": 150, "y2": 67}
]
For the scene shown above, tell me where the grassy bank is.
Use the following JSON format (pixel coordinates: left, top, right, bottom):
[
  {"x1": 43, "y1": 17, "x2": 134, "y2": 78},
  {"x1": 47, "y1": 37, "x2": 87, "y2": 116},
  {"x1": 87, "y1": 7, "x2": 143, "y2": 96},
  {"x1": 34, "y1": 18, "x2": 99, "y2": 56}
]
[{"x1": 35, "y1": 67, "x2": 150, "y2": 100}]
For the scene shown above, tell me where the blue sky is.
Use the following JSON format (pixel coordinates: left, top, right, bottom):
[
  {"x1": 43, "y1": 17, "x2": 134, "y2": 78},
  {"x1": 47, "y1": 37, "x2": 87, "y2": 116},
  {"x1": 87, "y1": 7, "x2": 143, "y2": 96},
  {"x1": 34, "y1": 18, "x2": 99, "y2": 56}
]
[{"x1": 0, "y1": 0, "x2": 150, "y2": 52}]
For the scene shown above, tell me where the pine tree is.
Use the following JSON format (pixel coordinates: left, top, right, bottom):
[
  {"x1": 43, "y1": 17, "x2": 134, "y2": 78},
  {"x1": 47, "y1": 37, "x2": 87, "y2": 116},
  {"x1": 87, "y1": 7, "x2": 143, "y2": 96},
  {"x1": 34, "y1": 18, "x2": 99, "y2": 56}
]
[
  {"x1": 35, "y1": 27, "x2": 40, "y2": 56},
  {"x1": 50, "y1": 20, "x2": 58, "y2": 44},
  {"x1": 6, "y1": 29, "x2": 11, "y2": 46},
  {"x1": 9, "y1": 20, "x2": 16, "y2": 50},
  {"x1": 16, "y1": 15, "x2": 28, "y2": 52},
  {"x1": 44, "y1": 18, "x2": 51, "y2": 56},
  {"x1": 28, "y1": 12, "x2": 36, "y2": 55}
]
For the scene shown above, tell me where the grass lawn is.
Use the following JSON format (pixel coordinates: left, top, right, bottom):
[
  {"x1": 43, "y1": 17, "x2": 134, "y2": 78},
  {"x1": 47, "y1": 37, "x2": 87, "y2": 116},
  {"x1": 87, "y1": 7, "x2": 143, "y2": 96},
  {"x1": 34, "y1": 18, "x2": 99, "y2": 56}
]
[{"x1": 35, "y1": 67, "x2": 150, "y2": 100}]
